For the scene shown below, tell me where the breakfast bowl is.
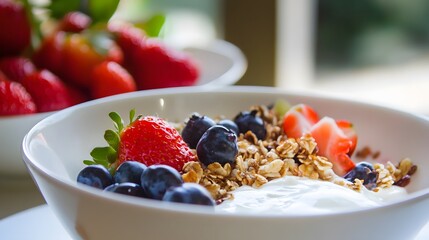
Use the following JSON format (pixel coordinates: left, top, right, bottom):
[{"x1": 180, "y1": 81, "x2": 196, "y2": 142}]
[
  {"x1": 1, "y1": 39, "x2": 246, "y2": 177},
  {"x1": 22, "y1": 86, "x2": 429, "y2": 240}
]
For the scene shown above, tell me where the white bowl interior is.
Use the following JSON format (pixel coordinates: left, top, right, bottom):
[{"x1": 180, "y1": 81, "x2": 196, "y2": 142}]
[{"x1": 25, "y1": 86, "x2": 429, "y2": 194}]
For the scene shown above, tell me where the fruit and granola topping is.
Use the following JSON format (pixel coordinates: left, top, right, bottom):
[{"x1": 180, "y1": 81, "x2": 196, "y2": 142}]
[
  {"x1": 0, "y1": 0, "x2": 199, "y2": 116},
  {"x1": 77, "y1": 100, "x2": 417, "y2": 211}
]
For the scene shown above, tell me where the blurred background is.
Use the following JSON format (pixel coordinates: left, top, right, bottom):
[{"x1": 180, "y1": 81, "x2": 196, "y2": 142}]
[{"x1": 116, "y1": 0, "x2": 429, "y2": 115}]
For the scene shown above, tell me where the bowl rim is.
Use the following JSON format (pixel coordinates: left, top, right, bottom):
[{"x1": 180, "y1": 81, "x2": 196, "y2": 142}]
[{"x1": 22, "y1": 85, "x2": 429, "y2": 218}]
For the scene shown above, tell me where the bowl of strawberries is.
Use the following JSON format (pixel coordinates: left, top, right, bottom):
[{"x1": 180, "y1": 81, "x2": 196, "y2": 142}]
[
  {"x1": 22, "y1": 86, "x2": 429, "y2": 240},
  {"x1": 0, "y1": 0, "x2": 246, "y2": 176}
]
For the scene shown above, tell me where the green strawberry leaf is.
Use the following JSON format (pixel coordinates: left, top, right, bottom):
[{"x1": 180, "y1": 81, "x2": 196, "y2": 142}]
[
  {"x1": 109, "y1": 112, "x2": 124, "y2": 133},
  {"x1": 47, "y1": 0, "x2": 81, "y2": 20},
  {"x1": 47, "y1": 0, "x2": 119, "y2": 25},
  {"x1": 129, "y1": 109, "x2": 136, "y2": 124},
  {"x1": 104, "y1": 129, "x2": 119, "y2": 150},
  {"x1": 90, "y1": 146, "x2": 116, "y2": 167},
  {"x1": 83, "y1": 160, "x2": 97, "y2": 165},
  {"x1": 88, "y1": 0, "x2": 120, "y2": 24},
  {"x1": 135, "y1": 14, "x2": 166, "y2": 37},
  {"x1": 84, "y1": 110, "x2": 136, "y2": 172}
]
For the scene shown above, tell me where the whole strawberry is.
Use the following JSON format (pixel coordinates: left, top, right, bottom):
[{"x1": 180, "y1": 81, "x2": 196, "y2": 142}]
[
  {"x1": 91, "y1": 61, "x2": 136, "y2": 99},
  {"x1": 118, "y1": 115, "x2": 195, "y2": 171},
  {"x1": 58, "y1": 11, "x2": 92, "y2": 33},
  {"x1": 61, "y1": 32, "x2": 123, "y2": 89},
  {"x1": 0, "y1": 0, "x2": 31, "y2": 56},
  {"x1": 0, "y1": 57, "x2": 36, "y2": 83},
  {"x1": 22, "y1": 69, "x2": 73, "y2": 112},
  {"x1": 32, "y1": 31, "x2": 66, "y2": 77},
  {"x1": 84, "y1": 110, "x2": 195, "y2": 172},
  {"x1": 0, "y1": 77, "x2": 36, "y2": 115},
  {"x1": 113, "y1": 26, "x2": 199, "y2": 90}
]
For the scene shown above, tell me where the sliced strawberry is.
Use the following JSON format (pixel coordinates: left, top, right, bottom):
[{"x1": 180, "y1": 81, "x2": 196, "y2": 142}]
[
  {"x1": 282, "y1": 104, "x2": 319, "y2": 139},
  {"x1": 336, "y1": 119, "x2": 358, "y2": 156},
  {"x1": 310, "y1": 117, "x2": 356, "y2": 176}
]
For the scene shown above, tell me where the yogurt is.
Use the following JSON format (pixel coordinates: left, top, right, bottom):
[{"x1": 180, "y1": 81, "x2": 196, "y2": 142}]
[{"x1": 215, "y1": 176, "x2": 407, "y2": 214}]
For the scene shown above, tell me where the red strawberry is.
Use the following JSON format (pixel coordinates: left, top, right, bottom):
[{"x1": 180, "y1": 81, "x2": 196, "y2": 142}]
[
  {"x1": 61, "y1": 32, "x2": 121, "y2": 89},
  {"x1": 0, "y1": 78, "x2": 36, "y2": 115},
  {"x1": 22, "y1": 70, "x2": 73, "y2": 112},
  {"x1": 67, "y1": 85, "x2": 88, "y2": 106},
  {"x1": 336, "y1": 119, "x2": 358, "y2": 156},
  {"x1": 58, "y1": 11, "x2": 92, "y2": 33},
  {"x1": 32, "y1": 31, "x2": 66, "y2": 77},
  {"x1": 118, "y1": 115, "x2": 196, "y2": 171},
  {"x1": 283, "y1": 104, "x2": 319, "y2": 139},
  {"x1": 91, "y1": 61, "x2": 136, "y2": 99},
  {"x1": 61, "y1": 33, "x2": 104, "y2": 89},
  {"x1": 0, "y1": 0, "x2": 31, "y2": 56},
  {"x1": 113, "y1": 26, "x2": 199, "y2": 90},
  {"x1": 109, "y1": 23, "x2": 146, "y2": 57},
  {"x1": 310, "y1": 117, "x2": 355, "y2": 176},
  {"x1": 0, "y1": 57, "x2": 36, "y2": 83}
]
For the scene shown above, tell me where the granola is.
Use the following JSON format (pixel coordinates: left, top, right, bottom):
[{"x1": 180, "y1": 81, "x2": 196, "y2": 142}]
[{"x1": 180, "y1": 104, "x2": 417, "y2": 202}]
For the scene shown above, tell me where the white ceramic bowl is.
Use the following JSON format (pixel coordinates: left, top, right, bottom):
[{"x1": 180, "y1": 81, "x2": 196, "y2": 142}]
[
  {"x1": 22, "y1": 86, "x2": 429, "y2": 240},
  {"x1": 1, "y1": 40, "x2": 246, "y2": 176}
]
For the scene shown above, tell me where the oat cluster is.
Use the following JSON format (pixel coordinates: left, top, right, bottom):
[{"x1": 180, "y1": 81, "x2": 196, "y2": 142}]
[{"x1": 180, "y1": 105, "x2": 417, "y2": 201}]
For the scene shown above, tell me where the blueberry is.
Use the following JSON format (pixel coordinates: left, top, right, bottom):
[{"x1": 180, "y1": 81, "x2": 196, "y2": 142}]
[
  {"x1": 196, "y1": 125, "x2": 238, "y2": 166},
  {"x1": 163, "y1": 183, "x2": 215, "y2": 206},
  {"x1": 140, "y1": 165, "x2": 184, "y2": 200},
  {"x1": 234, "y1": 110, "x2": 266, "y2": 140},
  {"x1": 217, "y1": 119, "x2": 239, "y2": 136},
  {"x1": 104, "y1": 182, "x2": 146, "y2": 198},
  {"x1": 77, "y1": 165, "x2": 113, "y2": 189},
  {"x1": 114, "y1": 161, "x2": 147, "y2": 184},
  {"x1": 181, "y1": 114, "x2": 216, "y2": 149},
  {"x1": 344, "y1": 162, "x2": 377, "y2": 190}
]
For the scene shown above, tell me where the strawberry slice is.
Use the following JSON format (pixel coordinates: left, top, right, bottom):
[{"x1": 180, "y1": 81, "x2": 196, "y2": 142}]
[
  {"x1": 336, "y1": 119, "x2": 358, "y2": 156},
  {"x1": 310, "y1": 117, "x2": 355, "y2": 176},
  {"x1": 283, "y1": 104, "x2": 319, "y2": 139}
]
